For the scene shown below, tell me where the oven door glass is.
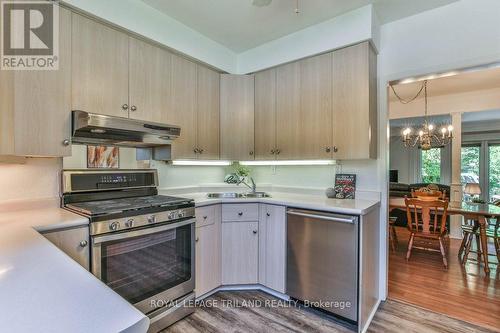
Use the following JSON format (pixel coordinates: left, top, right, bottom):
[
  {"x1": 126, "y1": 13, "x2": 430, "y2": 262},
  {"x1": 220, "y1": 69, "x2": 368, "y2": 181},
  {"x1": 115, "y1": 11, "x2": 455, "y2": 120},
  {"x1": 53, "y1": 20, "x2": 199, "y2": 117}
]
[{"x1": 96, "y1": 222, "x2": 193, "y2": 305}]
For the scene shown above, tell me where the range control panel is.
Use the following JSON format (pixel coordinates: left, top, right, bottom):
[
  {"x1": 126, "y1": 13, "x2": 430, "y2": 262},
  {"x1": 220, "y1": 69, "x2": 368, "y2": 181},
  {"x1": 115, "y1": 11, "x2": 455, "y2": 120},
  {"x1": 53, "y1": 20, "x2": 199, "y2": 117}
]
[
  {"x1": 63, "y1": 170, "x2": 158, "y2": 193},
  {"x1": 90, "y1": 207, "x2": 196, "y2": 236}
]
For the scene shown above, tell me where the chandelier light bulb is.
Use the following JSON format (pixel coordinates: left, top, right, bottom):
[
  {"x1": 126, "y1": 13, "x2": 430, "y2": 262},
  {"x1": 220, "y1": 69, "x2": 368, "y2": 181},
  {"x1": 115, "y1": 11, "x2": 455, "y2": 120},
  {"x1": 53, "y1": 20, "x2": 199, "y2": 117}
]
[
  {"x1": 441, "y1": 127, "x2": 447, "y2": 133},
  {"x1": 419, "y1": 130, "x2": 424, "y2": 137},
  {"x1": 428, "y1": 124, "x2": 434, "y2": 131},
  {"x1": 447, "y1": 125, "x2": 454, "y2": 132}
]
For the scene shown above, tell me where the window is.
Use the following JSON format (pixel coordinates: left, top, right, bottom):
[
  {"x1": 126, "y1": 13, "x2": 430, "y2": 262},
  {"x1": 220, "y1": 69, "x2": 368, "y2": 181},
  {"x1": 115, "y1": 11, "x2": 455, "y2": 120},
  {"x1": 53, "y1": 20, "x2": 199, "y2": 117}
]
[
  {"x1": 489, "y1": 144, "x2": 500, "y2": 201},
  {"x1": 421, "y1": 148, "x2": 441, "y2": 183},
  {"x1": 461, "y1": 145, "x2": 480, "y2": 184}
]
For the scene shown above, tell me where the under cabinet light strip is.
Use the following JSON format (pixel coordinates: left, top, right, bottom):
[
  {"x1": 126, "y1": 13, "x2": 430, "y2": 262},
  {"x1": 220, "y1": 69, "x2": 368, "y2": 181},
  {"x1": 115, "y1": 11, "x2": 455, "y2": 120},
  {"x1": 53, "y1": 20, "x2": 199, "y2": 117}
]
[
  {"x1": 239, "y1": 160, "x2": 336, "y2": 166},
  {"x1": 172, "y1": 160, "x2": 232, "y2": 166}
]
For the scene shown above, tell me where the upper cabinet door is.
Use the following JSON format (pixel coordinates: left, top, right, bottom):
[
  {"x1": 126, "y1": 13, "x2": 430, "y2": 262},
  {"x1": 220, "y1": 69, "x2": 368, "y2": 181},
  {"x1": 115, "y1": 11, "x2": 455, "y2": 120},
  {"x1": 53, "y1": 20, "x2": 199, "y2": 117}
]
[
  {"x1": 332, "y1": 42, "x2": 377, "y2": 159},
  {"x1": 72, "y1": 14, "x2": 129, "y2": 118},
  {"x1": 12, "y1": 7, "x2": 72, "y2": 157},
  {"x1": 128, "y1": 37, "x2": 171, "y2": 123},
  {"x1": 168, "y1": 54, "x2": 197, "y2": 159},
  {"x1": 197, "y1": 65, "x2": 220, "y2": 160},
  {"x1": 276, "y1": 62, "x2": 301, "y2": 159},
  {"x1": 299, "y1": 53, "x2": 333, "y2": 159},
  {"x1": 255, "y1": 69, "x2": 277, "y2": 160},
  {"x1": 220, "y1": 74, "x2": 255, "y2": 161}
]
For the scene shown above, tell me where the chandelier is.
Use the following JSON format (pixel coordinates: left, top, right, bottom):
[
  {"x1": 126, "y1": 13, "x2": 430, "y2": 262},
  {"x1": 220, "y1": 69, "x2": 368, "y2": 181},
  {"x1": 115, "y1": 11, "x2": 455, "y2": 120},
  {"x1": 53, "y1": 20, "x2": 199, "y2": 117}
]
[{"x1": 391, "y1": 80, "x2": 453, "y2": 150}]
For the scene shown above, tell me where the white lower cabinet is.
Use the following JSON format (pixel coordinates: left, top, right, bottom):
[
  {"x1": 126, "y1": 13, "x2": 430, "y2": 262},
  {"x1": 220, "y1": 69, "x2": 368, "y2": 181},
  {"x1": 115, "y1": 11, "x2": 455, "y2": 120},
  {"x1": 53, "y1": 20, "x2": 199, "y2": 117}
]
[
  {"x1": 221, "y1": 220, "x2": 259, "y2": 285},
  {"x1": 195, "y1": 205, "x2": 221, "y2": 297},
  {"x1": 258, "y1": 204, "x2": 286, "y2": 293},
  {"x1": 196, "y1": 203, "x2": 286, "y2": 292},
  {"x1": 41, "y1": 226, "x2": 90, "y2": 270}
]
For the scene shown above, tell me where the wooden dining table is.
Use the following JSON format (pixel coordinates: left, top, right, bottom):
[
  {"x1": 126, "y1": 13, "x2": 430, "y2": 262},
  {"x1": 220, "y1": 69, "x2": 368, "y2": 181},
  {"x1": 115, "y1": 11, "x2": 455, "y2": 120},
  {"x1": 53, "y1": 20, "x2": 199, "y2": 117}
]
[{"x1": 389, "y1": 197, "x2": 500, "y2": 274}]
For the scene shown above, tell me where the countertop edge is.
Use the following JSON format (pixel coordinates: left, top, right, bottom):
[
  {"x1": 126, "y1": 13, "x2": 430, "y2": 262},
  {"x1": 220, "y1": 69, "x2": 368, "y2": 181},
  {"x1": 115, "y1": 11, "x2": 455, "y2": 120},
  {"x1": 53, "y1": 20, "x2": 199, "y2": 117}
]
[{"x1": 187, "y1": 193, "x2": 381, "y2": 216}]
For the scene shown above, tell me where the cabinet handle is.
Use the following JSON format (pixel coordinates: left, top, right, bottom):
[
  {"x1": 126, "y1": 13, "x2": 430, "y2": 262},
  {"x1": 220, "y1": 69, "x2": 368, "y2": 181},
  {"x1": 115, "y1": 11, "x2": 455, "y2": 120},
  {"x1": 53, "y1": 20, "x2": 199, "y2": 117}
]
[
  {"x1": 266, "y1": 213, "x2": 270, "y2": 217},
  {"x1": 333, "y1": 146, "x2": 338, "y2": 153},
  {"x1": 62, "y1": 139, "x2": 70, "y2": 146},
  {"x1": 249, "y1": 151, "x2": 254, "y2": 156},
  {"x1": 325, "y1": 147, "x2": 331, "y2": 153},
  {"x1": 193, "y1": 148, "x2": 199, "y2": 154},
  {"x1": 238, "y1": 212, "x2": 243, "y2": 216},
  {"x1": 203, "y1": 216, "x2": 208, "y2": 220},
  {"x1": 122, "y1": 104, "x2": 129, "y2": 111},
  {"x1": 253, "y1": 230, "x2": 258, "y2": 234},
  {"x1": 79, "y1": 240, "x2": 88, "y2": 247},
  {"x1": 271, "y1": 149, "x2": 275, "y2": 155},
  {"x1": 275, "y1": 149, "x2": 281, "y2": 155},
  {"x1": 195, "y1": 237, "x2": 199, "y2": 242},
  {"x1": 199, "y1": 149, "x2": 204, "y2": 154},
  {"x1": 130, "y1": 105, "x2": 137, "y2": 112}
]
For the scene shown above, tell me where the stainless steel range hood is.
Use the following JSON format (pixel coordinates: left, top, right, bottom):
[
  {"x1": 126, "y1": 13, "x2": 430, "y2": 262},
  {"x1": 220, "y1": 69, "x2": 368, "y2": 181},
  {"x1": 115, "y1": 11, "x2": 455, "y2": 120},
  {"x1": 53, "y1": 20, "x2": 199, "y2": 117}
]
[{"x1": 71, "y1": 110, "x2": 180, "y2": 148}]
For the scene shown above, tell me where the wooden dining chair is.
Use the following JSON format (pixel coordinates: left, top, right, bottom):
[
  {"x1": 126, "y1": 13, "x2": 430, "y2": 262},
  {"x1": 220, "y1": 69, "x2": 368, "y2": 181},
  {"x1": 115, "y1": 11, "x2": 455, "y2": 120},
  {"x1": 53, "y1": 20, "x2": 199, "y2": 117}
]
[
  {"x1": 389, "y1": 216, "x2": 398, "y2": 252},
  {"x1": 404, "y1": 197, "x2": 450, "y2": 268}
]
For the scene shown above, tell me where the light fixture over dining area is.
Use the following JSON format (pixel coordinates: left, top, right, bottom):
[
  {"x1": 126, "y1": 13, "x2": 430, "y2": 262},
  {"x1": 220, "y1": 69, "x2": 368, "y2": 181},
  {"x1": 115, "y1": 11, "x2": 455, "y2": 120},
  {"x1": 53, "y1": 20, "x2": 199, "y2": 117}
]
[{"x1": 391, "y1": 80, "x2": 453, "y2": 150}]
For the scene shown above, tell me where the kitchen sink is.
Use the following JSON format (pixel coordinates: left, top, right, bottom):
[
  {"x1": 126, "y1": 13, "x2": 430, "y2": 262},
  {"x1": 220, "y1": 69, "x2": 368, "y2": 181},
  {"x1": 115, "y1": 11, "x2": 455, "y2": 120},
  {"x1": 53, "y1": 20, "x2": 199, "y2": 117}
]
[{"x1": 206, "y1": 192, "x2": 271, "y2": 199}]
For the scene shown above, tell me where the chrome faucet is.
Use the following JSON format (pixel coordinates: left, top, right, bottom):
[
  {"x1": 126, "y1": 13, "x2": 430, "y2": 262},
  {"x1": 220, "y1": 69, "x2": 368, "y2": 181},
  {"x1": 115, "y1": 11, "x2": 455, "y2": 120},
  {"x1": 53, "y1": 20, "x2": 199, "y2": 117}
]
[{"x1": 238, "y1": 177, "x2": 256, "y2": 193}]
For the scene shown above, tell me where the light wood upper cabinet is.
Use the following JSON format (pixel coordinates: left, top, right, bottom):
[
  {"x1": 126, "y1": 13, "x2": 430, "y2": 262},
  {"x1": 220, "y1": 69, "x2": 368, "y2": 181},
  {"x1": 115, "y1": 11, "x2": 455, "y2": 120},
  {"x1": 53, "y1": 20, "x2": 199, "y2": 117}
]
[
  {"x1": 196, "y1": 65, "x2": 220, "y2": 159},
  {"x1": 72, "y1": 14, "x2": 129, "y2": 118},
  {"x1": 332, "y1": 42, "x2": 377, "y2": 159},
  {"x1": 276, "y1": 62, "x2": 301, "y2": 159},
  {"x1": 0, "y1": 7, "x2": 72, "y2": 157},
  {"x1": 168, "y1": 54, "x2": 198, "y2": 159},
  {"x1": 128, "y1": 37, "x2": 171, "y2": 123},
  {"x1": 255, "y1": 68, "x2": 277, "y2": 160},
  {"x1": 299, "y1": 53, "x2": 333, "y2": 159},
  {"x1": 220, "y1": 74, "x2": 255, "y2": 161}
]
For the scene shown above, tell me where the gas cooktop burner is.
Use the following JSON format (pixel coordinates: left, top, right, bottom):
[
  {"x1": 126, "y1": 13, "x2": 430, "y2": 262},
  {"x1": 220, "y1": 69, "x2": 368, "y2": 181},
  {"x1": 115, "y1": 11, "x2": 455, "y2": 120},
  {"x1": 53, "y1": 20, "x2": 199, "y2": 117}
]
[{"x1": 66, "y1": 195, "x2": 192, "y2": 216}]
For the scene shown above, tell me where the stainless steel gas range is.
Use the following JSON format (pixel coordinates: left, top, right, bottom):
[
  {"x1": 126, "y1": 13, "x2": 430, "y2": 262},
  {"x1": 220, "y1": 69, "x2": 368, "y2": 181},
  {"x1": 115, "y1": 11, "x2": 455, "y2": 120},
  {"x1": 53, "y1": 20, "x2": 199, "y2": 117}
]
[{"x1": 61, "y1": 169, "x2": 195, "y2": 332}]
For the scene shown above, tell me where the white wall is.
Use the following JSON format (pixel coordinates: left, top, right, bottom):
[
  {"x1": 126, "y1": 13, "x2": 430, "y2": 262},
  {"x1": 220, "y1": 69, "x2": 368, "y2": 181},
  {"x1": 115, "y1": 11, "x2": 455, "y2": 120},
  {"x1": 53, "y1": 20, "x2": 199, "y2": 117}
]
[{"x1": 0, "y1": 158, "x2": 62, "y2": 202}]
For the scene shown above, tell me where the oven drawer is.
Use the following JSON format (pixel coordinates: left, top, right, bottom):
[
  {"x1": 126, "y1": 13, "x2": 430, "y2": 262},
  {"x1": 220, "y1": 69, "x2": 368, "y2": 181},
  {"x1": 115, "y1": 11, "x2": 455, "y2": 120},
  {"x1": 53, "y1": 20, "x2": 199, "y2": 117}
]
[
  {"x1": 196, "y1": 205, "x2": 218, "y2": 227},
  {"x1": 222, "y1": 204, "x2": 259, "y2": 222}
]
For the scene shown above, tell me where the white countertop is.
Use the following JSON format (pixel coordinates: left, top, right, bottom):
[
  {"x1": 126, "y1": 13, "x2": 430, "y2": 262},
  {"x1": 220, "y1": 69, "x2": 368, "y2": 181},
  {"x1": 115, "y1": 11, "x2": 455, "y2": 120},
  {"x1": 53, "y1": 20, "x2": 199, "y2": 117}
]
[
  {"x1": 163, "y1": 191, "x2": 380, "y2": 216},
  {"x1": 0, "y1": 199, "x2": 149, "y2": 333}
]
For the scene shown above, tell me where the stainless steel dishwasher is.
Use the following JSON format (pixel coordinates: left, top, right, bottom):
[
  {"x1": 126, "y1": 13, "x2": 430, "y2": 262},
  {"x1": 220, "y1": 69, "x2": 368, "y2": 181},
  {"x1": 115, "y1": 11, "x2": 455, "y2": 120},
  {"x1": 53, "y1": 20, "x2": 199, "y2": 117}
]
[{"x1": 286, "y1": 208, "x2": 358, "y2": 322}]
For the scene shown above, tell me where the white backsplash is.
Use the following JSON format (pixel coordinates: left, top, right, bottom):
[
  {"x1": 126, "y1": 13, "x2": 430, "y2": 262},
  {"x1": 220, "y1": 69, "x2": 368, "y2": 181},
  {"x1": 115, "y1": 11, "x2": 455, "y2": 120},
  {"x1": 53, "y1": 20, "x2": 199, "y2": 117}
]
[{"x1": 0, "y1": 158, "x2": 62, "y2": 202}]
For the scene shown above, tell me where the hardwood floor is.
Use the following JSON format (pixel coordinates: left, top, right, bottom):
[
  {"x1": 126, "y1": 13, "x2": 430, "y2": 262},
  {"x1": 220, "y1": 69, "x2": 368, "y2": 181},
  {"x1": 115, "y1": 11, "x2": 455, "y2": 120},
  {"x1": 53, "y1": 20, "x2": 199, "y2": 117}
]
[
  {"x1": 162, "y1": 290, "x2": 497, "y2": 333},
  {"x1": 389, "y1": 226, "x2": 500, "y2": 331}
]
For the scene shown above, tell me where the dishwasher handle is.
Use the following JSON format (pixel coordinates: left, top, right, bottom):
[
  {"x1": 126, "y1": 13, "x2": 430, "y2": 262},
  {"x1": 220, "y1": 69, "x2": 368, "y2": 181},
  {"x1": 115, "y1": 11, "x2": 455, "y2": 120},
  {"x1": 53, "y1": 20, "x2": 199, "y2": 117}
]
[{"x1": 287, "y1": 209, "x2": 357, "y2": 224}]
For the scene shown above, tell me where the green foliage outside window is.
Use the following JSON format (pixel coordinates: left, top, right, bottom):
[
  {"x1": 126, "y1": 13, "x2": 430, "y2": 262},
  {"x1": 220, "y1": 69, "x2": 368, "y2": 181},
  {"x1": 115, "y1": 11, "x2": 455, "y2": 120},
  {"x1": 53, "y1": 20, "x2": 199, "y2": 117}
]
[
  {"x1": 421, "y1": 148, "x2": 441, "y2": 183},
  {"x1": 489, "y1": 145, "x2": 500, "y2": 200}
]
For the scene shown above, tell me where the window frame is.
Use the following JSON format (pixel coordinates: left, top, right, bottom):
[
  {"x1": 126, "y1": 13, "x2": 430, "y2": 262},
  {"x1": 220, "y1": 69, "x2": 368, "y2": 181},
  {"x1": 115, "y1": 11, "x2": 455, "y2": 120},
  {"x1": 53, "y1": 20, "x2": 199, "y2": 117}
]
[{"x1": 461, "y1": 139, "x2": 500, "y2": 202}]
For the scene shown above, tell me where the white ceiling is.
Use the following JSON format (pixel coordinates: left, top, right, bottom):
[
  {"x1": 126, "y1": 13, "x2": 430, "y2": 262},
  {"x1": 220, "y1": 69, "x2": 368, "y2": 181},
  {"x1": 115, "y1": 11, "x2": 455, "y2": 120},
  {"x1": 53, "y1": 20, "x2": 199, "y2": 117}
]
[
  {"x1": 389, "y1": 66, "x2": 500, "y2": 102},
  {"x1": 140, "y1": 0, "x2": 458, "y2": 52}
]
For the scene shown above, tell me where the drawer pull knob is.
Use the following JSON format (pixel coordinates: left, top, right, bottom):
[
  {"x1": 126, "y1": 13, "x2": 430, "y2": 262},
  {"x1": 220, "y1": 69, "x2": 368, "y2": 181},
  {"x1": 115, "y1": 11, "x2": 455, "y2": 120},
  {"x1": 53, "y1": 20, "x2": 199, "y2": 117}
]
[
  {"x1": 253, "y1": 230, "x2": 258, "y2": 234},
  {"x1": 266, "y1": 213, "x2": 270, "y2": 217},
  {"x1": 203, "y1": 216, "x2": 208, "y2": 220},
  {"x1": 79, "y1": 240, "x2": 88, "y2": 247},
  {"x1": 195, "y1": 237, "x2": 199, "y2": 242},
  {"x1": 238, "y1": 212, "x2": 243, "y2": 216}
]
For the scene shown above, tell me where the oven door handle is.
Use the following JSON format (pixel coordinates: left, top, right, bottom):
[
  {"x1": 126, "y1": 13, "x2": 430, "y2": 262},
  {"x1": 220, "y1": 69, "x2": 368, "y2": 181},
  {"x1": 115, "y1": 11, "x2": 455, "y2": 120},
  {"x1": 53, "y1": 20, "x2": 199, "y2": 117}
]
[{"x1": 92, "y1": 218, "x2": 195, "y2": 244}]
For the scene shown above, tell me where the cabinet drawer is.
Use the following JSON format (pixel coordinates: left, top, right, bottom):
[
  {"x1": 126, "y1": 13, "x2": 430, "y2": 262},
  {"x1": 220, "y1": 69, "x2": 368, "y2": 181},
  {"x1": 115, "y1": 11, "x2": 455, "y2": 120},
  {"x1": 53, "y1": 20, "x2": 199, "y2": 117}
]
[
  {"x1": 196, "y1": 205, "x2": 218, "y2": 227},
  {"x1": 222, "y1": 204, "x2": 259, "y2": 222}
]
